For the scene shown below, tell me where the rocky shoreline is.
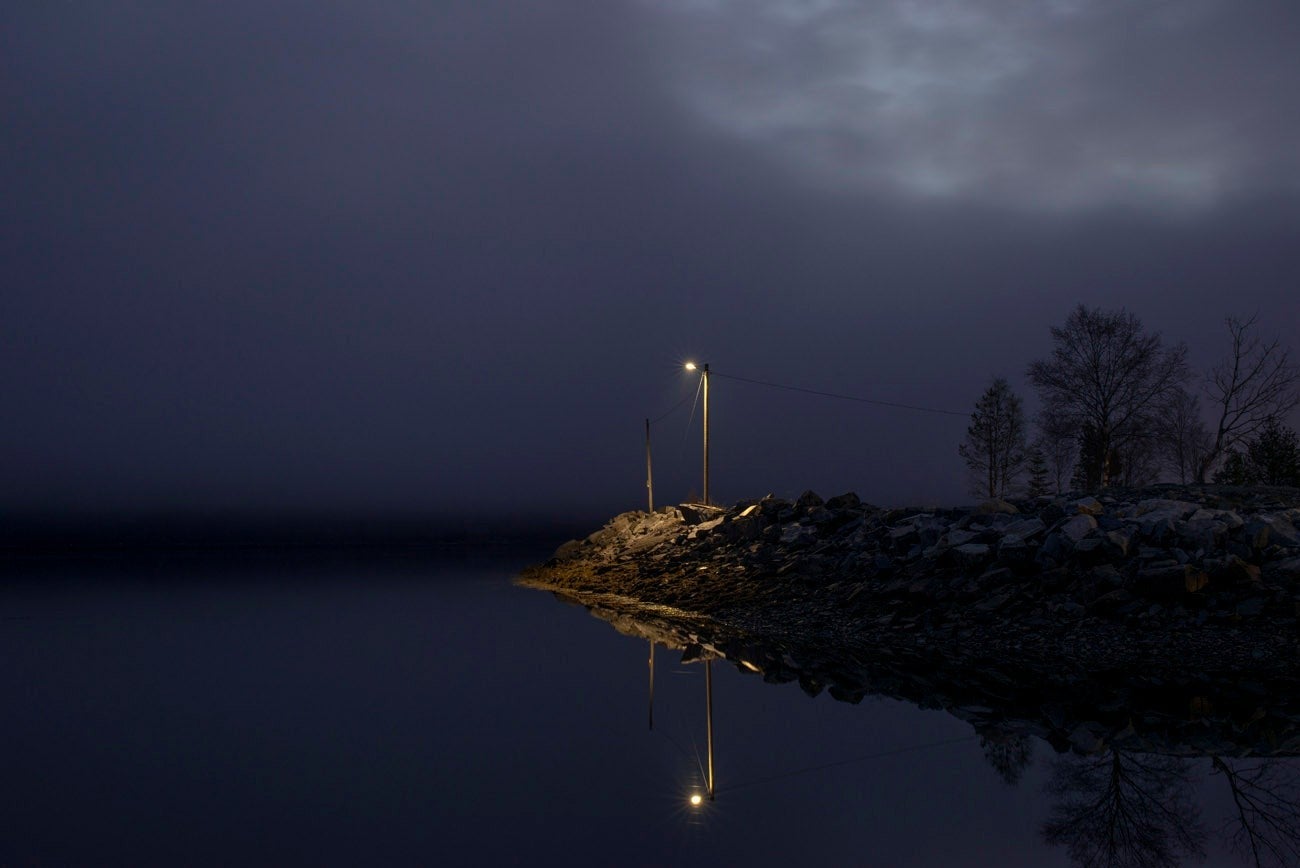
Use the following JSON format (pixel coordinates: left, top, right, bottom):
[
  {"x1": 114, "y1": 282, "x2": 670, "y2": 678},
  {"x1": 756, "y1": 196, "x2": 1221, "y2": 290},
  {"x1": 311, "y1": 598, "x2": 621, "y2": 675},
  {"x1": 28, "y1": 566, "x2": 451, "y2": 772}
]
[{"x1": 520, "y1": 485, "x2": 1300, "y2": 678}]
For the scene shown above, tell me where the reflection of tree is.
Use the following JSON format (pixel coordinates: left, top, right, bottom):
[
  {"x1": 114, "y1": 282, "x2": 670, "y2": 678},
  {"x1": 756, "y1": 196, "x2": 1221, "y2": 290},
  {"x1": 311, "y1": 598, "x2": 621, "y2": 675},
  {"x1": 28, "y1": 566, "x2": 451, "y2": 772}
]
[
  {"x1": 978, "y1": 725, "x2": 1033, "y2": 786},
  {"x1": 1042, "y1": 752, "x2": 1205, "y2": 868},
  {"x1": 1212, "y1": 757, "x2": 1300, "y2": 868}
]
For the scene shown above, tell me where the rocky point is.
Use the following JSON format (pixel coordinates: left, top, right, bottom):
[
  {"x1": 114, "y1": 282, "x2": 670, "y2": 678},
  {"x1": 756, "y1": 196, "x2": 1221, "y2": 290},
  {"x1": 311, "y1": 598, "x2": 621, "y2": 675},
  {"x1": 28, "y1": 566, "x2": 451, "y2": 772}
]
[{"x1": 521, "y1": 485, "x2": 1300, "y2": 677}]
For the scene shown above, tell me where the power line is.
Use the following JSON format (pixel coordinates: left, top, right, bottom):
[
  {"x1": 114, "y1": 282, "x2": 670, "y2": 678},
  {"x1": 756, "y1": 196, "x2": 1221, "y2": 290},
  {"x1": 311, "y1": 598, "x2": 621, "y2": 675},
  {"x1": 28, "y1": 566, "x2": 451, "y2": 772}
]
[
  {"x1": 716, "y1": 734, "x2": 977, "y2": 795},
  {"x1": 649, "y1": 391, "x2": 693, "y2": 425},
  {"x1": 710, "y1": 370, "x2": 967, "y2": 417}
]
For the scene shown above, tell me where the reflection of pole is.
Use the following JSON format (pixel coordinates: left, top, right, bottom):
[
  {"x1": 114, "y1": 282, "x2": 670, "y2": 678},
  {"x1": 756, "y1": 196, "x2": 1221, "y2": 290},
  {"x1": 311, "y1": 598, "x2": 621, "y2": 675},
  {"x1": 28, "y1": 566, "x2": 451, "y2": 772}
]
[
  {"x1": 702, "y1": 365, "x2": 710, "y2": 506},
  {"x1": 648, "y1": 640, "x2": 655, "y2": 731},
  {"x1": 645, "y1": 418, "x2": 654, "y2": 513},
  {"x1": 705, "y1": 659, "x2": 715, "y2": 800}
]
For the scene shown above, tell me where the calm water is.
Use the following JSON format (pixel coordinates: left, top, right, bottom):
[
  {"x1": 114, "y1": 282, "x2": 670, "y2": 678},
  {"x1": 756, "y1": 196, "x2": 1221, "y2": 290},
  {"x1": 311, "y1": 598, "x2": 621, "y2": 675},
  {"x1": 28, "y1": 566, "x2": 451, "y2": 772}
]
[{"x1": 1, "y1": 547, "x2": 1290, "y2": 866}]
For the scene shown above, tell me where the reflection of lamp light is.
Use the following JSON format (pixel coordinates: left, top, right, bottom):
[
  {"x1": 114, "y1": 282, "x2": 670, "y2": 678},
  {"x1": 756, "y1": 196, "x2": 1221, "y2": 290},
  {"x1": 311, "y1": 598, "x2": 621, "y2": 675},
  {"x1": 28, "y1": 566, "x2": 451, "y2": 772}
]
[
  {"x1": 705, "y1": 658, "x2": 715, "y2": 800},
  {"x1": 684, "y1": 362, "x2": 710, "y2": 504},
  {"x1": 689, "y1": 793, "x2": 703, "y2": 807}
]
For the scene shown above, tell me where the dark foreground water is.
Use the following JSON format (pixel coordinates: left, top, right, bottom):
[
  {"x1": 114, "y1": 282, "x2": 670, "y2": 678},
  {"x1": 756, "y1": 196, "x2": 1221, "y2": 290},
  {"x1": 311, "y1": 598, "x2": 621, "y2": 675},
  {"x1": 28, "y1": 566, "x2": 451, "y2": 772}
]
[{"x1": 2, "y1": 546, "x2": 1293, "y2": 866}]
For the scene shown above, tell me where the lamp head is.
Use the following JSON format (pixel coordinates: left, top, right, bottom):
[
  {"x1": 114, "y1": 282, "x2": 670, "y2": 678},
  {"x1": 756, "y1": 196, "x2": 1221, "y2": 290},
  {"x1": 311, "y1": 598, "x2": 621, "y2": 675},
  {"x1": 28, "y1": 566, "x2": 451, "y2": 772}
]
[{"x1": 684, "y1": 362, "x2": 697, "y2": 371}]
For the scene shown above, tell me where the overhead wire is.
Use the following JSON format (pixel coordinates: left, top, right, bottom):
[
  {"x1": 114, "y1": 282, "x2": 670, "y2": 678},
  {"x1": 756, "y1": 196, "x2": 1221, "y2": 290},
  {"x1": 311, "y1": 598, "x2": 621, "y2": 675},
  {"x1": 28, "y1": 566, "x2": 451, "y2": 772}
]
[
  {"x1": 710, "y1": 370, "x2": 967, "y2": 417},
  {"x1": 716, "y1": 734, "x2": 978, "y2": 795}
]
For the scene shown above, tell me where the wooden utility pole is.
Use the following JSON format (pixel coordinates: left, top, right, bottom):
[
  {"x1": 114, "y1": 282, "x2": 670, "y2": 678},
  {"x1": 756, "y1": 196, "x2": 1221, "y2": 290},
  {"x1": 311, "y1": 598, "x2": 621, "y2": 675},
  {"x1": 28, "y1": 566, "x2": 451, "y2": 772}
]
[
  {"x1": 702, "y1": 364, "x2": 710, "y2": 506},
  {"x1": 645, "y1": 417, "x2": 654, "y2": 513}
]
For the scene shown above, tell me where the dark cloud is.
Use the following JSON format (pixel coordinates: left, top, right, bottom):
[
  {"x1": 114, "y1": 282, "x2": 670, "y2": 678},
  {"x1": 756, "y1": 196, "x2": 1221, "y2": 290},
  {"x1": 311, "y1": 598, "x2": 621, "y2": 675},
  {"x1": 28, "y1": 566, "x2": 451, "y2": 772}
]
[
  {"x1": 645, "y1": 0, "x2": 1300, "y2": 210},
  {"x1": 2, "y1": 1, "x2": 1298, "y2": 525}
]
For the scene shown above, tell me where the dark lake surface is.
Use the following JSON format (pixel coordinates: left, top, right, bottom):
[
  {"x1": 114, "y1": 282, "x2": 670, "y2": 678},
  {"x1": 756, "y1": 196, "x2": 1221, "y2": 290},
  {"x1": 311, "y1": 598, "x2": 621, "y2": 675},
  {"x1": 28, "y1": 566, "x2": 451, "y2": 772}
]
[{"x1": 2, "y1": 545, "x2": 1294, "y2": 866}]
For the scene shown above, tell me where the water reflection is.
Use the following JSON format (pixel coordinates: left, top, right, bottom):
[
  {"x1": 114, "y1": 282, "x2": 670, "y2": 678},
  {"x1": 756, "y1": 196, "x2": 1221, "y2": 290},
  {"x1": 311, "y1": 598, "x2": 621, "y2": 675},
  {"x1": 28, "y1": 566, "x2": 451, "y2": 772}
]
[
  {"x1": 545, "y1": 588, "x2": 1300, "y2": 867},
  {"x1": 1043, "y1": 751, "x2": 1300, "y2": 868},
  {"x1": 1044, "y1": 751, "x2": 1206, "y2": 867},
  {"x1": 1211, "y1": 756, "x2": 1300, "y2": 867}
]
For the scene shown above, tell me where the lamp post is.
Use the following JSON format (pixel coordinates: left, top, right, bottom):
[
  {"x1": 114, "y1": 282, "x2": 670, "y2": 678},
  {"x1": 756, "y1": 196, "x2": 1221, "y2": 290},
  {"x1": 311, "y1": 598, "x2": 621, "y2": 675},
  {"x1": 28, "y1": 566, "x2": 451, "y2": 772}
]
[{"x1": 685, "y1": 362, "x2": 709, "y2": 505}]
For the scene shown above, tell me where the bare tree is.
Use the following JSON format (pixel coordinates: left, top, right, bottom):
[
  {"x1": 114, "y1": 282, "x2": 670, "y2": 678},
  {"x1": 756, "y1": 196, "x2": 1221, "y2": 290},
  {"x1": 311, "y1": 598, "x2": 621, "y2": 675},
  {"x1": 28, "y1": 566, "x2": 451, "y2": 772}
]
[
  {"x1": 958, "y1": 378, "x2": 1028, "y2": 499},
  {"x1": 1212, "y1": 757, "x2": 1300, "y2": 868},
  {"x1": 1038, "y1": 410, "x2": 1079, "y2": 494},
  {"x1": 1197, "y1": 315, "x2": 1300, "y2": 482},
  {"x1": 1042, "y1": 751, "x2": 1205, "y2": 868},
  {"x1": 1114, "y1": 433, "x2": 1162, "y2": 488},
  {"x1": 1159, "y1": 389, "x2": 1213, "y2": 484},
  {"x1": 1029, "y1": 306, "x2": 1189, "y2": 489}
]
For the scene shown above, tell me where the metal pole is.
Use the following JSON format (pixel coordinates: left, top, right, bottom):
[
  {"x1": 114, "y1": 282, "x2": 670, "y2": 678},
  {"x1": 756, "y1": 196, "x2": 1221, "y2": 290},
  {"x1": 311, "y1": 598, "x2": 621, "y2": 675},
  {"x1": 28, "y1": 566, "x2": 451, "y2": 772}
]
[
  {"x1": 645, "y1": 418, "x2": 654, "y2": 513},
  {"x1": 705, "y1": 659, "x2": 715, "y2": 800},
  {"x1": 702, "y1": 364, "x2": 710, "y2": 506}
]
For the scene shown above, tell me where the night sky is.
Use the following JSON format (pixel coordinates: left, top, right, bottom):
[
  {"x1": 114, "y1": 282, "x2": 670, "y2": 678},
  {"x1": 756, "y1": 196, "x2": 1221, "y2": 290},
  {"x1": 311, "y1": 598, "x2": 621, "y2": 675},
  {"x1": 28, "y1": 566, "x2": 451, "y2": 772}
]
[{"x1": 4, "y1": 1, "x2": 1300, "y2": 533}]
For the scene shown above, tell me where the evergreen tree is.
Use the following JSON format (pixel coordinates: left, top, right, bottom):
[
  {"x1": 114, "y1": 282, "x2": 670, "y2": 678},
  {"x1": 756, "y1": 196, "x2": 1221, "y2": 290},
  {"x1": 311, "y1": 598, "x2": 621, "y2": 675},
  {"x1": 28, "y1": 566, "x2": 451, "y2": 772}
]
[
  {"x1": 958, "y1": 378, "x2": 1028, "y2": 499},
  {"x1": 1026, "y1": 446, "x2": 1052, "y2": 497},
  {"x1": 1213, "y1": 450, "x2": 1254, "y2": 485},
  {"x1": 1212, "y1": 418, "x2": 1300, "y2": 486},
  {"x1": 1246, "y1": 417, "x2": 1300, "y2": 485}
]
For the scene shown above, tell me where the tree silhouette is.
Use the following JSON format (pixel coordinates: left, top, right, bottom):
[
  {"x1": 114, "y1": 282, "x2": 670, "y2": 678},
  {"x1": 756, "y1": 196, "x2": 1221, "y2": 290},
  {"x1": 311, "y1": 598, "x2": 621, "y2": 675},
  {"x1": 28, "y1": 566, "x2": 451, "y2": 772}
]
[
  {"x1": 1029, "y1": 306, "x2": 1188, "y2": 489},
  {"x1": 1212, "y1": 756, "x2": 1300, "y2": 868},
  {"x1": 1198, "y1": 314, "x2": 1299, "y2": 482},
  {"x1": 1042, "y1": 751, "x2": 1205, "y2": 868},
  {"x1": 979, "y1": 724, "x2": 1034, "y2": 785},
  {"x1": 958, "y1": 377, "x2": 1028, "y2": 499}
]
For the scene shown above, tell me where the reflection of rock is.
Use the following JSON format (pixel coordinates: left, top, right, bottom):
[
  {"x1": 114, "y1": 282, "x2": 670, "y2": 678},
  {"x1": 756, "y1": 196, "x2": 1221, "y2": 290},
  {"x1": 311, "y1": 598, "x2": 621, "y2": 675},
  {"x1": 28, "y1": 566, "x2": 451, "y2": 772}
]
[{"x1": 547, "y1": 590, "x2": 1300, "y2": 761}]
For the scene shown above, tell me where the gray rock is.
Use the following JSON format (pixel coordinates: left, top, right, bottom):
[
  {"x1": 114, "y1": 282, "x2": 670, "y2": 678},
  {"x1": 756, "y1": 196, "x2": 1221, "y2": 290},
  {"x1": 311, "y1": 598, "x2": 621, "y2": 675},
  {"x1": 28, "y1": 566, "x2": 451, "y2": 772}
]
[
  {"x1": 779, "y1": 524, "x2": 816, "y2": 545},
  {"x1": 1059, "y1": 514, "x2": 1098, "y2": 543},
  {"x1": 824, "y1": 492, "x2": 862, "y2": 510},
  {"x1": 954, "y1": 543, "x2": 992, "y2": 570},
  {"x1": 1039, "y1": 532, "x2": 1068, "y2": 562},
  {"x1": 944, "y1": 529, "x2": 980, "y2": 548},
  {"x1": 1259, "y1": 515, "x2": 1300, "y2": 547},
  {"x1": 553, "y1": 539, "x2": 585, "y2": 561},
  {"x1": 1103, "y1": 530, "x2": 1131, "y2": 558},
  {"x1": 796, "y1": 490, "x2": 824, "y2": 509},
  {"x1": 1003, "y1": 517, "x2": 1046, "y2": 540},
  {"x1": 1240, "y1": 519, "x2": 1272, "y2": 550},
  {"x1": 888, "y1": 524, "x2": 920, "y2": 546},
  {"x1": 1074, "y1": 496, "x2": 1104, "y2": 516},
  {"x1": 1176, "y1": 518, "x2": 1226, "y2": 552},
  {"x1": 975, "y1": 500, "x2": 1019, "y2": 515},
  {"x1": 720, "y1": 515, "x2": 765, "y2": 543}
]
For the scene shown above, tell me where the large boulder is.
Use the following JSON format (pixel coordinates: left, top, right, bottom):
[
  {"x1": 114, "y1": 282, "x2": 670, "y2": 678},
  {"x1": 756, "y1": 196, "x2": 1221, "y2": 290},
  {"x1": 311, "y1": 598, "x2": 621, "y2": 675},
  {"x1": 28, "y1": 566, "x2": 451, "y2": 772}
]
[
  {"x1": 1059, "y1": 514, "x2": 1098, "y2": 543},
  {"x1": 824, "y1": 492, "x2": 862, "y2": 510}
]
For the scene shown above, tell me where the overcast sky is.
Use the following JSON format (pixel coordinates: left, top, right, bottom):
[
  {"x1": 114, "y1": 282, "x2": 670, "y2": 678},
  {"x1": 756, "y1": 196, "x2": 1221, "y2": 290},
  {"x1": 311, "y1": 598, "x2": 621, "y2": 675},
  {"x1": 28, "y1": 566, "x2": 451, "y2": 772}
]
[{"x1": 3, "y1": 1, "x2": 1299, "y2": 526}]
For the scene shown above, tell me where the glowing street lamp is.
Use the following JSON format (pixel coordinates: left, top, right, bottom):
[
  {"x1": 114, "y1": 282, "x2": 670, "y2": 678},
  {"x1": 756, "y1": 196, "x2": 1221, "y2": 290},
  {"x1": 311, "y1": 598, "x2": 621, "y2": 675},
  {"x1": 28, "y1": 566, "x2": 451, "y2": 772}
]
[{"x1": 684, "y1": 362, "x2": 710, "y2": 505}]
